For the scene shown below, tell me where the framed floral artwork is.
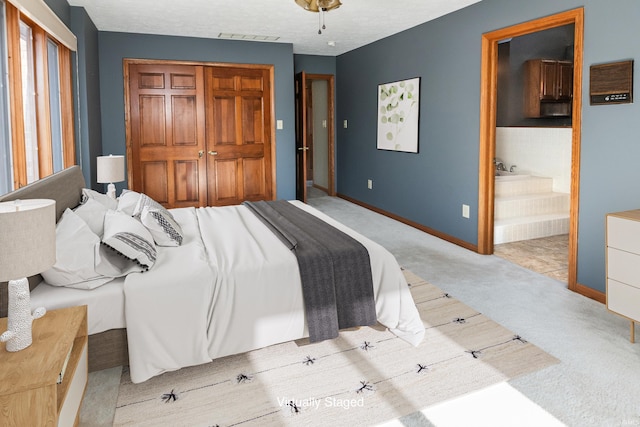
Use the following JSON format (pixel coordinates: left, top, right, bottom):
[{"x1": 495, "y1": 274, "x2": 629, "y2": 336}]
[{"x1": 376, "y1": 77, "x2": 420, "y2": 153}]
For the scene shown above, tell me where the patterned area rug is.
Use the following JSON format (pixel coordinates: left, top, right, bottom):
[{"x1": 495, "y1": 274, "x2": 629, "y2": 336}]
[{"x1": 113, "y1": 270, "x2": 558, "y2": 426}]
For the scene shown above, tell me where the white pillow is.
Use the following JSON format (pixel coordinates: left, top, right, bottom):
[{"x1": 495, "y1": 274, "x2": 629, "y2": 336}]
[
  {"x1": 82, "y1": 188, "x2": 117, "y2": 210},
  {"x1": 102, "y1": 210, "x2": 157, "y2": 270},
  {"x1": 41, "y1": 209, "x2": 113, "y2": 289},
  {"x1": 117, "y1": 190, "x2": 141, "y2": 216},
  {"x1": 74, "y1": 197, "x2": 108, "y2": 237},
  {"x1": 134, "y1": 193, "x2": 183, "y2": 246}
]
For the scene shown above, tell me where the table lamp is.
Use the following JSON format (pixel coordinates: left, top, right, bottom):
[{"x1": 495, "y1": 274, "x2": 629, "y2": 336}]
[
  {"x1": 97, "y1": 154, "x2": 125, "y2": 199},
  {"x1": 0, "y1": 199, "x2": 55, "y2": 352}
]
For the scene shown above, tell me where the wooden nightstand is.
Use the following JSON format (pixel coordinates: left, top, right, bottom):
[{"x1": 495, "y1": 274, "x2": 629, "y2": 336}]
[{"x1": 0, "y1": 305, "x2": 88, "y2": 426}]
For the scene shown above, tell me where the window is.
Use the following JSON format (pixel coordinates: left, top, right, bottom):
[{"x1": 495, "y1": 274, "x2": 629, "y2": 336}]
[
  {"x1": 0, "y1": 1, "x2": 75, "y2": 193},
  {"x1": 19, "y1": 20, "x2": 38, "y2": 183},
  {"x1": 47, "y1": 37, "x2": 64, "y2": 173},
  {"x1": 0, "y1": 1, "x2": 12, "y2": 194}
]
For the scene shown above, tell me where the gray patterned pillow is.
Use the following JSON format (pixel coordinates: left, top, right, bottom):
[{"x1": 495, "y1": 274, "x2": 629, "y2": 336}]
[
  {"x1": 134, "y1": 193, "x2": 184, "y2": 247},
  {"x1": 102, "y1": 210, "x2": 157, "y2": 270}
]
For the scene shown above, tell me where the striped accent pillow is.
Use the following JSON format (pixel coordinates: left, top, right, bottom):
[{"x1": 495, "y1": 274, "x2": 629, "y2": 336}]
[
  {"x1": 134, "y1": 194, "x2": 184, "y2": 247},
  {"x1": 102, "y1": 210, "x2": 157, "y2": 270}
]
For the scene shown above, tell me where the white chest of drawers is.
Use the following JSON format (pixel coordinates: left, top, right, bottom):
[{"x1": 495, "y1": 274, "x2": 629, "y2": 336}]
[{"x1": 606, "y1": 210, "x2": 640, "y2": 342}]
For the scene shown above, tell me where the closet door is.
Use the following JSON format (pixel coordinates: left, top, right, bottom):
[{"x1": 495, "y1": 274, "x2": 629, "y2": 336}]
[
  {"x1": 128, "y1": 63, "x2": 207, "y2": 207},
  {"x1": 205, "y1": 66, "x2": 273, "y2": 206}
]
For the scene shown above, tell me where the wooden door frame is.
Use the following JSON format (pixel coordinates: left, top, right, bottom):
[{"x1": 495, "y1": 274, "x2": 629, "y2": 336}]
[
  {"x1": 295, "y1": 73, "x2": 336, "y2": 200},
  {"x1": 123, "y1": 58, "x2": 277, "y2": 202},
  {"x1": 305, "y1": 73, "x2": 336, "y2": 197},
  {"x1": 294, "y1": 71, "x2": 308, "y2": 201},
  {"x1": 477, "y1": 8, "x2": 584, "y2": 293}
]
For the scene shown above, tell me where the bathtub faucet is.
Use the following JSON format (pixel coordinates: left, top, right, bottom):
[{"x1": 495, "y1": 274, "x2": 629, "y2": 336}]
[
  {"x1": 494, "y1": 158, "x2": 507, "y2": 172},
  {"x1": 510, "y1": 165, "x2": 517, "y2": 173}
]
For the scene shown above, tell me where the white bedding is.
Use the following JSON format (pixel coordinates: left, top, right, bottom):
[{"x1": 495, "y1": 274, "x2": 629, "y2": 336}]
[
  {"x1": 30, "y1": 277, "x2": 126, "y2": 334},
  {"x1": 125, "y1": 201, "x2": 425, "y2": 383}
]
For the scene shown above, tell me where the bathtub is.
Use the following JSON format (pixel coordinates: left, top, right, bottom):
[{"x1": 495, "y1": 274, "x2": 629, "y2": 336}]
[
  {"x1": 494, "y1": 174, "x2": 569, "y2": 244},
  {"x1": 495, "y1": 173, "x2": 531, "y2": 181}
]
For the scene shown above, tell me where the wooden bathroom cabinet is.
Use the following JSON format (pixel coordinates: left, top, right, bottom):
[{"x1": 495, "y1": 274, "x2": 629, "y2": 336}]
[
  {"x1": 523, "y1": 59, "x2": 573, "y2": 118},
  {"x1": 606, "y1": 210, "x2": 640, "y2": 342}
]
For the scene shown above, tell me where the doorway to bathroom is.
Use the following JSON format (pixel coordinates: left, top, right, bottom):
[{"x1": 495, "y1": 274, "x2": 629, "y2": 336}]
[
  {"x1": 477, "y1": 8, "x2": 589, "y2": 297},
  {"x1": 492, "y1": 24, "x2": 575, "y2": 284}
]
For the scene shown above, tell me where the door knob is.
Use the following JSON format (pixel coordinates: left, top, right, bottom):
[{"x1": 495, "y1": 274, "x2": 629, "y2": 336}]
[
  {"x1": 297, "y1": 146, "x2": 309, "y2": 151},
  {"x1": 198, "y1": 150, "x2": 204, "y2": 158},
  {"x1": 208, "y1": 151, "x2": 218, "y2": 156}
]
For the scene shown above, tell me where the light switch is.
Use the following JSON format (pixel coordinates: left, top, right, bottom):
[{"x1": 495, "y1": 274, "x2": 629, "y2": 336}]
[
  {"x1": 322, "y1": 119, "x2": 327, "y2": 128},
  {"x1": 343, "y1": 120, "x2": 348, "y2": 129},
  {"x1": 277, "y1": 120, "x2": 283, "y2": 130}
]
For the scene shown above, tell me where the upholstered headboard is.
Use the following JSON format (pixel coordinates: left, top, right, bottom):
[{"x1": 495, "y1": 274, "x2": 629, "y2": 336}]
[{"x1": 0, "y1": 166, "x2": 86, "y2": 317}]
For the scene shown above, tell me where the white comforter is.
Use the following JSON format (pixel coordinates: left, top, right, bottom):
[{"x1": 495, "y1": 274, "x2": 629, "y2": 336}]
[{"x1": 124, "y1": 201, "x2": 425, "y2": 383}]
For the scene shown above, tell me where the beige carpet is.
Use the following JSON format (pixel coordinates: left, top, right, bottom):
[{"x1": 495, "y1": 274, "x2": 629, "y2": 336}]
[{"x1": 113, "y1": 270, "x2": 558, "y2": 426}]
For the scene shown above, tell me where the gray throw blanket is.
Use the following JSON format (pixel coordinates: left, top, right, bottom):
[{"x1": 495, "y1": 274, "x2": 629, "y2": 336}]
[{"x1": 243, "y1": 200, "x2": 377, "y2": 342}]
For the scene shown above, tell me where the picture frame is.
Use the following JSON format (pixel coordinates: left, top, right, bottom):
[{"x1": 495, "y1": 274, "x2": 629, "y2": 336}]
[{"x1": 377, "y1": 77, "x2": 420, "y2": 153}]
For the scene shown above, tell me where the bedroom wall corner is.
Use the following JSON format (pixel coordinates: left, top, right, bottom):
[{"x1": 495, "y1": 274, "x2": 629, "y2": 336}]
[{"x1": 69, "y1": 6, "x2": 102, "y2": 192}]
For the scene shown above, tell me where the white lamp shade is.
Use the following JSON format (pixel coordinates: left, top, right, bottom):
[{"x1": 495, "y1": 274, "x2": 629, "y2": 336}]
[
  {"x1": 0, "y1": 199, "x2": 56, "y2": 281},
  {"x1": 97, "y1": 155, "x2": 125, "y2": 184}
]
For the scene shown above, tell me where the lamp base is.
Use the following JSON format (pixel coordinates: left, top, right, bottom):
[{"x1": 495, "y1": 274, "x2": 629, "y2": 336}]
[
  {"x1": 106, "y1": 183, "x2": 117, "y2": 199},
  {"x1": 0, "y1": 278, "x2": 46, "y2": 352}
]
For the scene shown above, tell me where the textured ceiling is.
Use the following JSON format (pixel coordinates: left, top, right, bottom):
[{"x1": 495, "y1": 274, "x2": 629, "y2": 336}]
[{"x1": 67, "y1": 0, "x2": 481, "y2": 56}]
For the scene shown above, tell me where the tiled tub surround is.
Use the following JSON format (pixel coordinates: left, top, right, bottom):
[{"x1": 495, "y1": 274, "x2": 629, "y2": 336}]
[
  {"x1": 494, "y1": 127, "x2": 571, "y2": 244},
  {"x1": 494, "y1": 175, "x2": 570, "y2": 244},
  {"x1": 495, "y1": 127, "x2": 572, "y2": 193}
]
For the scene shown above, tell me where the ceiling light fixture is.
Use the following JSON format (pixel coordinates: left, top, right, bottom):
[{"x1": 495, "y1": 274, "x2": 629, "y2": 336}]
[{"x1": 295, "y1": 0, "x2": 342, "y2": 35}]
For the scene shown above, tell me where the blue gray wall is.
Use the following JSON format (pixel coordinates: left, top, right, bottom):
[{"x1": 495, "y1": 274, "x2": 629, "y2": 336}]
[
  {"x1": 44, "y1": 0, "x2": 70, "y2": 26},
  {"x1": 97, "y1": 33, "x2": 296, "y2": 199},
  {"x1": 44, "y1": 1, "x2": 102, "y2": 189},
  {"x1": 69, "y1": 7, "x2": 102, "y2": 190},
  {"x1": 294, "y1": 54, "x2": 336, "y2": 75},
  {"x1": 57, "y1": 0, "x2": 640, "y2": 293},
  {"x1": 335, "y1": 0, "x2": 640, "y2": 293}
]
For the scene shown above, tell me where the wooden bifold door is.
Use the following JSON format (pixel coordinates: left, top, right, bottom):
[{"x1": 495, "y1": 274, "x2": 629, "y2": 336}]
[{"x1": 126, "y1": 61, "x2": 274, "y2": 208}]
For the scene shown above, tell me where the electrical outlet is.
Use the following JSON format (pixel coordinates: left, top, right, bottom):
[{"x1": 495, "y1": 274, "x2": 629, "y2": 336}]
[
  {"x1": 276, "y1": 120, "x2": 283, "y2": 130},
  {"x1": 462, "y1": 204, "x2": 470, "y2": 218},
  {"x1": 367, "y1": 179, "x2": 373, "y2": 190}
]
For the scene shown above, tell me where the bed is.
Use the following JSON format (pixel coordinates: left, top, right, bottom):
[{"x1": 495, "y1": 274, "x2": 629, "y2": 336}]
[{"x1": 0, "y1": 166, "x2": 425, "y2": 383}]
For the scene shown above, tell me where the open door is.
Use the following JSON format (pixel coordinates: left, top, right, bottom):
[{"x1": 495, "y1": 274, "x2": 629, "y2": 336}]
[
  {"x1": 295, "y1": 71, "x2": 308, "y2": 202},
  {"x1": 295, "y1": 72, "x2": 336, "y2": 201}
]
